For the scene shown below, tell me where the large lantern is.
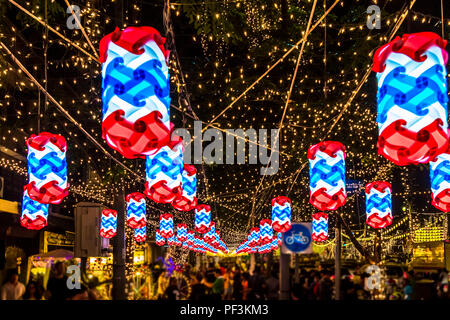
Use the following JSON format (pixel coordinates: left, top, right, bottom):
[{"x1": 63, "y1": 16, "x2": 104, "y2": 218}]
[
  {"x1": 99, "y1": 26, "x2": 173, "y2": 158},
  {"x1": 194, "y1": 204, "x2": 211, "y2": 234},
  {"x1": 145, "y1": 141, "x2": 183, "y2": 204},
  {"x1": 312, "y1": 212, "x2": 328, "y2": 242},
  {"x1": 25, "y1": 132, "x2": 68, "y2": 204},
  {"x1": 20, "y1": 190, "x2": 49, "y2": 230},
  {"x1": 365, "y1": 181, "x2": 393, "y2": 229},
  {"x1": 126, "y1": 192, "x2": 147, "y2": 229},
  {"x1": 372, "y1": 32, "x2": 449, "y2": 165},
  {"x1": 134, "y1": 226, "x2": 147, "y2": 242},
  {"x1": 248, "y1": 227, "x2": 260, "y2": 247},
  {"x1": 159, "y1": 213, "x2": 174, "y2": 238},
  {"x1": 271, "y1": 196, "x2": 292, "y2": 233},
  {"x1": 155, "y1": 229, "x2": 166, "y2": 246},
  {"x1": 172, "y1": 164, "x2": 198, "y2": 211},
  {"x1": 308, "y1": 141, "x2": 346, "y2": 211},
  {"x1": 100, "y1": 209, "x2": 117, "y2": 238},
  {"x1": 176, "y1": 223, "x2": 187, "y2": 242},
  {"x1": 204, "y1": 222, "x2": 216, "y2": 243},
  {"x1": 186, "y1": 230, "x2": 195, "y2": 246},
  {"x1": 259, "y1": 219, "x2": 273, "y2": 245},
  {"x1": 167, "y1": 236, "x2": 176, "y2": 246},
  {"x1": 430, "y1": 150, "x2": 450, "y2": 212}
]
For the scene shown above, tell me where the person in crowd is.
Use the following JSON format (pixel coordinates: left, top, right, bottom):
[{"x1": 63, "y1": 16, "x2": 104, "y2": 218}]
[
  {"x1": 241, "y1": 272, "x2": 250, "y2": 300},
  {"x1": 66, "y1": 283, "x2": 89, "y2": 300},
  {"x1": 202, "y1": 269, "x2": 216, "y2": 295},
  {"x1": 164, "y1": 277, "x2": 180, "y2": 300},
  {"x1": 265, "y1": 270, "x2": 279, "y2": 300},
  {"x1": 317, "y1": 270, "x2": 333, "y2": 300},
  {"x1": 0, "y1": 270, "x2": 26, "y2": 300},
  {"x1": 46, "y1": 261, "x2": 68, "y2": 300},
  {"x1": 223, "y1": 267, "x2": 233, "y2": 300},
  {"x1": 232, "y1": 268, "x2": 243, "y2": 300},
  {"x1": 308, "y1": 272, "x2": 320, "y2": 300},
  {"x1": 248, "y1": 265, "x2": 265, "y2": 300},
  {"x1": 190, "y1": 273, "x2": 206, "y2": 300},
  {"x1": 23, "y1": 281, "x2": 44, "y2": 300},
  {"x1": 212, "y1": 269, "x2": 225, "y2": 299},
  {"x1": 403, "y1": 279, "x2": 413, "y2": 300},
  {"x1": 341, "y1": 275, "x2": 357, "y2": 300},
  {"x1": 291, "y1": 282, "x2": 303, "y2": 300}
]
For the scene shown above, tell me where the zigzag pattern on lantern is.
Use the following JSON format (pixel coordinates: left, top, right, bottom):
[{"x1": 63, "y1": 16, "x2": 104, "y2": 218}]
[
  {"x1": 430, "y1": 151, "x2": 450, "y2": 212},
  {"x1": 134, "y1": 226, "x2": 147, "y2": 242},
  {"x1": 308, "y1": 141, "x2": 346, "y2": 211},
  {"x1": 126, "y1": 192, "x2": 147, "y2": 228},
  {"x1": 20, "y1": 190, "x2": 49, "y2": 230},
  {"x1": 25, "y1": 133, "x2": 68, "y2": 205},
  {"x1": 271, "y1": 196, "x2": 292, "y2": 233},
  {"x1": 260, "y1": 219, "x2": 273, "y2": 245},
  {"x1": 204, "y1": 222, "x2": 216, "y2": 243},
  {"x1": 373, "y1": 32, "x2": 449, "y2": 166},
  {"x1": 176, "y1": 223, "x2": 187, "y2": 242},
  {"x1": 195, "y1": 204, "x2": 211, "y2": 234},
  {"x1": 365, "y1": 181, "x2": 393, "y2": 229},
  {"x1": 145, "y1": 141, "x2": 183, "y2": 204},
  {"x1": 312, "y1": 212, "x2": 328, "y2": 242},
  {"x1": 100, "y1": 209, "x2": 117, "y2": 238},
  {"x1": 186, "y1": 230, "x2": 195, "y2": 246},
  {"x1": 172, "y1": 164, "x2": 197, "y2": 211},
  {"x1": 248, "y1": 227, "x2": 260, "y2": 247},
  {"x1": 155, "y1": 229, "x2": 165, "y2": 246},
  {"x1": 159, "y1": 213, "x2": 174, "y2": 238},
  {"x1": 100, "y1": 26, "x2": 173, "y2": 159}
]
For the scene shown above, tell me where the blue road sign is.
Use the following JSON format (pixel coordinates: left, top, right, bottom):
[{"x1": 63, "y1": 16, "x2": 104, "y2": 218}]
[{"x1": 282, "y1": 223, "x2": 312, "y2": 254}]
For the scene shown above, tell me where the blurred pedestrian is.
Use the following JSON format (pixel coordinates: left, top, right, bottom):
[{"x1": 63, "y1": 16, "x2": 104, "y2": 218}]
[
  {"x1": 1, "y1": 270, "x2": 25, "y2": 300},
  {"x1": 46, "y1": 261, "x2": 68, "y2": 300},
  {"x1": 23, "y1": 281, "x2": 44, "y2": 300}
]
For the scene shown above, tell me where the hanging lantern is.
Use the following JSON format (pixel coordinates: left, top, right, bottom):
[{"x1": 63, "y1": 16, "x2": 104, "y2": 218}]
[
  {"x1": 126, "y1": 192, "x2": 146, "y2": 228},
  {"x1": 365, "y1": 181, "x2": 393, "y2": 229},
  {"x1": 155, "y1": 229, "x2": 165, "y2": 246},
  {"x1": 308, "y1": 141, "x2": 346, "y2": 211},
  {"x1": 159, "y1": 213, "x2": 174, "y2": 238},
  {"x1": 312, "y1": 212, "x2": 329, "y2": 242},
  {"x1": 372, "y1": 32, "x2": 449, "y2": 165},
  {"x1": 430, "y1": 150, "x2": 450, "y2": 212},
  {"x1": 100, "y1": 209, "x2": 117, "y2": 239},
  {"x1": 277, "y1": 232, "x2": 282, "y2": 246},
  {"x1": 187, "y1": 230, "x2": 195, "y2": 246},
  {"x1": 271, "y1": 196, "x2": 292, "y2": 233},
  {"x1": 248, "y1": 227, "x2": 260, "y2": 247},
  {"x1": 176, "y1": 223, "x2": 187, "y2": 242},
  {"x1": 134, "y1": 226, "x2": 147, "y2": 242},
  {"x1": 25, "y1": 132, "x2": 68, "y2": 204},
  {"x1": 99, "y1": 26, "x2": 173, "y2": 158},
  {"x1": 204, "y1": 222, "x2": 216, "y2": 243},
  {"x1": 172, "y1": 164, "x2": 198, "y2": 211},
  {"x1": 145, "y1": 141, "x2": 184, "y2": 204},
  {"x1": 20, "y1": 190, "x2": 49, "y2": 230},
  {"x1": 182, "y1": 242, "x2": 189, "y2": 250},
  {"x1": 195, "y1": 204, "x2": 211, "y2": 234},
  {"x1": 175, "y1": 237, "x2": 182, "y2": 247},
  {"x1": 259, "y1": 219, "x2": 273, "y2": 245},
  {"x1": 167, "y1": 235, "x2": 176, "y2": 246}
]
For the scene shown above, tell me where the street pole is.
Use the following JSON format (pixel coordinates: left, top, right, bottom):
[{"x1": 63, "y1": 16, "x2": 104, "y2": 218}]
[
  {"x1": 112, "y1": 187, "x2": 126, "y2": 300},
  {"x1": 335, "y1": 215, "x2": 342, "y2": 300},
  {"x1": 279, "y1": 249, "x2": 290, "y2": 300}
]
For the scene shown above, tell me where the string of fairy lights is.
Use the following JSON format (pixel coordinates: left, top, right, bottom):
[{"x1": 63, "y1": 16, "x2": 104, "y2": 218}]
[{"x1": 0, "y1": 0, "x2": 448, "y2": 252}]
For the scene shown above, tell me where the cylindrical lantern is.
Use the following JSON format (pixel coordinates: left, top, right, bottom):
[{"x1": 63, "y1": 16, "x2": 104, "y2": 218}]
[
  {"x1": 159, "y1": 213, "x2": 174, "y2": 238},
  {"x1": 176, "y1": 223, "x2": 187, "y2": 242},
  {"x1": 155, "y1": 229, "x2": 165, "y2": 246},
  {"x1": 312, "y1": 212, "x2": 329, "y2": 242},
  {"x1": 308, "y1": 141, "x2": 346, "y2": 211},
  {"x1": 430, "y1": 151, "x2": 450, "y2": 212},
  {"x1": 195, "y1": 204, "x2": 211, "y2": 234},
  {"x1": 277, "y1": 232, "x2": 282, "y2": 246},
  {"x1": 134, "y1": 226, "x2": 146, "y2": 242},
  {"x1": 99, "y1": 26, "x2": 173, "y2": 158},
  {"x1": 172, "y1": 164, "x2": 198, "y2": 211},
  {"x1": 126, "y1": 192, "x2": 146, "y2": 229},
  {"x1": 372, "y1": 32, "x2": 449, "y2": 165},
  {"x1": 145, "y1": 141, "x2": 184, "y2": 204},
  {"x1": 271, "y1": 196, "x2": 292, "y2": 233},
  {"x1": 100, "y1": 209, "x2": 117, "y2": 238},
  {"x1": 248, "y1": 227, "x2": 260, "y2": 247},
  {"x1": 187, "y1": 230, "x2": 195, "y2": 246},
  {"x1": 167, "y1": 235, "x2": 176, "y2": 246},
  {"x1": 259, "y1": 219, "x2": 273, "y2": 245},
  {"x1": 365, "y1": 181, "x2": 393, "y2": 229},
  {"x1": 204, "y1": 222, "x2": 216, "y2": 243},
  {"x1": 20, "y1": 190, "x2": 49, "y2": 230},
  {"x1": 25, "y1": 132, "x2": 68, "y2": 204}
]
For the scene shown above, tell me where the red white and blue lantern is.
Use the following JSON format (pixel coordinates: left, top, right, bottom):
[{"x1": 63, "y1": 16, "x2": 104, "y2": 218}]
[
  {"x1": 312, "y1": 212, "x2": 328, "y2": 242},
  {"x1": 430, "y1": 150, "x2": 450, "y2": 212},
  {"x1": 204, "y1": 222, "x2": 216, "y2": 243},
  {"x1": 365, "y1": 181, "x2": 393, "y2": 229},
  {"x1": 20, "y1": 190, "x2": 49, "y2": 230},
  {"x1": 134, "y1": 226, "x2": 146, "y2": 242},
  {"x1": 195, "y1": 204, "x2": 211, "y2": 234},
  {"x1": 259, "y1": 219, "x2": 273, "y2": 245},
  {"x1": 159, "y1": 213, "x2": 174, "y2": 238},
  {"x1": 271, "y1": 196, "x2": 292, "y2": 233},
  {"x1": 145, "y1": 141, "x2": 184, "y2": 204},
  {"x1": 248, "y1": 227, "x2": 260, "y2": 247},
  {"x1": 187, "y1": 230, "x2": 195, "y2": 246},
  {"x1": 372, "y1": 32, "x2": 449, "y2": 165},
  {"x1": 167, "y1": 235, "x2": 176, "y2": 246},
  {"x1": 308, "y1": 141, "x2": 346, "y2": 211},
  {"x1": 100, "y1": 209, "x2": 117, "y2": 239},
  {"x1": 176, "y1": 223, "x2": 187, "y2": 242},
  {"x1": 99, "y1": 26, "x2": 173, "y2": 159},
  {"x1": 155, "y1": 229, "x2": 165, "y2": 246},
  {"x1": 126, "y1": 192, "x2": 146, "y2": 229},
  {"x1": 25, "y1": 133, "x2": 68, "y2": 204},
  {"x1": 172, "y1": 164, "x2": 197, "y2": 211}
]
